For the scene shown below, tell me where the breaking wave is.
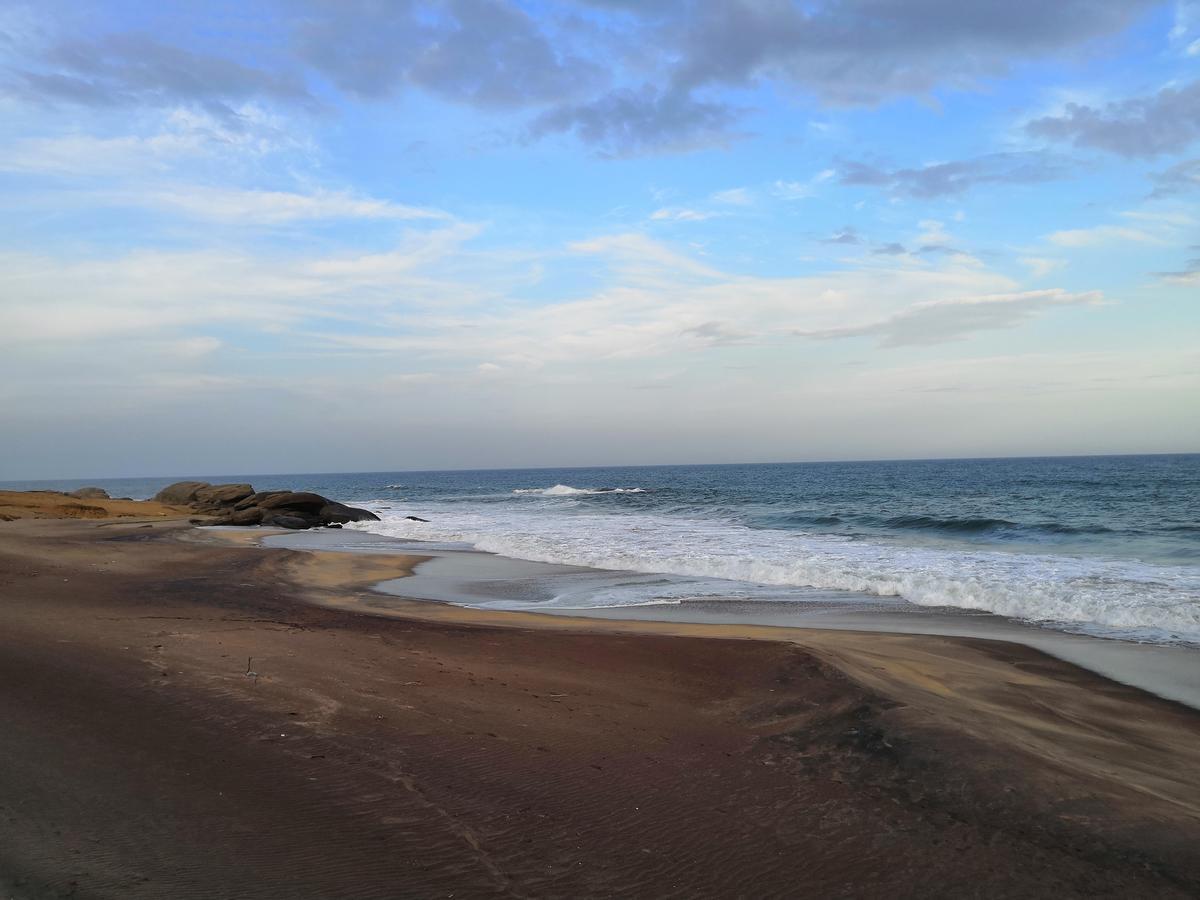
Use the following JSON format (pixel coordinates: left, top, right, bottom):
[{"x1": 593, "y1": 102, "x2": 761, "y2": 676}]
[
  {"x1": 512, "y1": 484, "x2": 648, "y2": 496},
  {"x1": 353, "y1": 505, "x2": 1200, "y2": 643}
]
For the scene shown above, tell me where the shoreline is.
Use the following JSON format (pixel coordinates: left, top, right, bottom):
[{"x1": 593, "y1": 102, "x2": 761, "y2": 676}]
[
  {"x1": 253, "y1": 526, "x2": 1200, "y2": 711},
  {"x1": 3, "y1": 504, "x2": 1200, "y2": 896}
]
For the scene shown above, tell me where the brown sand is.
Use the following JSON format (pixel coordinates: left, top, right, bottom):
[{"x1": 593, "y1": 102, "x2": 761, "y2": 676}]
[
  {"x1": 1, "y1": 506, "x2": 1199, "y2": 898},
  {"x1": 0, "y1": 489, "x2": 186, "y2": 522}
]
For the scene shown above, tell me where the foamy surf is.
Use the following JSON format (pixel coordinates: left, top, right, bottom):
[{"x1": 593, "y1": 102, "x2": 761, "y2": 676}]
[
  {"x1": 512, "y1": 484, "x2": 648, "y2": 496},
  {"x1": 351, "y1": 503, "x2": 1200, "y2": 644}
]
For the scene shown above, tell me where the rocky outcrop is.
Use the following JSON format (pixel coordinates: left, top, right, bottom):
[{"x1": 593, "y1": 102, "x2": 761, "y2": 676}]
[
  {"x1": 154, "y1": 480, "x2": 379, "y2": 530},
  {"x1": 68, "y1": 487, "x2": 110, "y2": 500},
  {"x1": 194, "y1": 483, "x2": 253, "y2": 508},
  {"x1": 153, "y1": 481, "x2": 212, "y2": 505}
]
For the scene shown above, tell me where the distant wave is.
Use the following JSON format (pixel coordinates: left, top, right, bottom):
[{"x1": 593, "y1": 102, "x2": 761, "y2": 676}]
[
  {"x1": 513, "y1": 484, "x2": 648, "y2": 496},
  {"x1": 755, "y1": 511, "x2": 1116, "y2": 537},
  {"x1": 883, "y1": 514, "x2": 1114, "y2": 536},
  {"x1": 886, "y1": 514, "x2": 1019, "y2": 532}
]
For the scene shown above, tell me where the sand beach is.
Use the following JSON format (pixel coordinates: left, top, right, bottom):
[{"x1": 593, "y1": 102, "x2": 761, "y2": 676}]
[{"x1": 1, "y1": 492, "x2": 1199, "y2": 898}]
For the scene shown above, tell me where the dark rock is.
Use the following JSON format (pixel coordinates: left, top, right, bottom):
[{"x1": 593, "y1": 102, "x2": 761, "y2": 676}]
[
  {"x1": 194, "y1": 483, "x2": 254, "y2": 507},
  {"x1": 188, "y1": 485, "x2": 376, "y2": 530},
  {"x1": 264, "y1": 514, "x2": 311, "y2": 530},
  {"x1": 321, "y1": 501, "x2": 380, "y2": 524},
  {"x1": 259, "y1": 492, "x2": 329, "y2": 512},
  {"x1": 228, "y1": 507, "x2": 264, "y2": 526},
  {"x1": 69, "y1": 487, "x2": 110, "y2": 500},
  {"x1": 154, "y1": 481, "x2": 212, "y2": 505},
  {"x1": 234, "y1": 490, "x2": 288, "y2": 511},
  {"x1": 405, "y1": 515, "x2": 430, "y2": 522}
]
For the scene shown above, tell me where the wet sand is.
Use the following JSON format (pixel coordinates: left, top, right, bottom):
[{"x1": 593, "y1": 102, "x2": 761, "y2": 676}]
[
  {"x1": 2, "y1": 508, "x2": 1200, "y2": 897},
  {"x1": 264, "y1": 528, "x2": 1200, "y2": 710}
]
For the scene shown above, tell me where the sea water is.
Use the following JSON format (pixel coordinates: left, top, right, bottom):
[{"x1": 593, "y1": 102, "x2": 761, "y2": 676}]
[{"x1": 10, "y1": 455, "x2": 1199, "y2": 645}]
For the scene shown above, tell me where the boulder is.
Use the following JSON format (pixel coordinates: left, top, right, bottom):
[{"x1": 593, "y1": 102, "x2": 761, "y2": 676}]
[
  {"x1": 321, "y1": 501, "x2": 380, "y2": 524},
  {"x1": 69, "y1": 487, "x2": 110, "y2": 500},
  {"x1": 228, "y1": 507, "x2": 264, "y2": 526},
  {"x1": 264, "y1": 514, "x2": 311, "y2": 530},
  {"x1": 154, "y1": 481, "x2": 211, "y2": 505},
  {"x1": 194, "y1": 483, "x2": 254, "y2": 507},
  {"x1": 234, "y1": 490, "x2": 288, "y2": 511},
  {"x1": 259, "y1": 492, "x2": 329, "y2": 512},
  {"x1": 405, "y1": 515, "x2": 430, "y2": 523},
  {"x1": 186, "y1": 485, "x2": 378, "y2": 530}
]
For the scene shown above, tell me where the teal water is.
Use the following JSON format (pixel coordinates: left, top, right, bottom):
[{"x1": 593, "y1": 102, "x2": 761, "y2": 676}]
[{"x1": 8, "y1": 454, "x2": 1198, "y2": 643}]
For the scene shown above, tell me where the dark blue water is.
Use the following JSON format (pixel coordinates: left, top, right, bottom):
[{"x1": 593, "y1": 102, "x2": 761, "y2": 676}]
[{"x1": 7, "y1": 455, "x2": 1199, "y2": 642}]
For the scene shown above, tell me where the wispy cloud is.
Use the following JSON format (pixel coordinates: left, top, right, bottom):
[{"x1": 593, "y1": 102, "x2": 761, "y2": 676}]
[
  {"x1": 839, "y1": 152, "x2": 1071, "y2": 198},
  {"x1": 711, "y1": 187, "x2": 752, "y2": 206},
  {"x1": 135, "y1": 186, "x2": 449, "y2": 224},
  {"x1": 1047, "y1": 224, "x2": 1162, "y2": 247},
  {"x1": 1020, "y1": 256, "x2": 1067, "y2": 277},
  {"x1": 649, "y1": 207, "x2": 714, "y2": 223},
  {"x1": 529, "y1": 86, "x2": 743, "y2": 157},
  {"x1": 1149, "y1": 157, "x2": 1200, "y2": 197},
  {"x1": 797, "y1": 290, "x2": 1102, "y2": 347},
  {"x1": 5, "y1": 32, "x2": 318, "y2": 119},
  {"x1": 1153, "y1": 246, "x2": 1200, "y2": 283},
  {"x1": 1027, "y1": 79, "x2": 1200, "y2": 158}
]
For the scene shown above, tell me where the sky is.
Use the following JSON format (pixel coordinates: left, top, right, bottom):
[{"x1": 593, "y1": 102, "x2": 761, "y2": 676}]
[{"x1": 1, "y1": 0, "x2": 1198, "y2": 479}]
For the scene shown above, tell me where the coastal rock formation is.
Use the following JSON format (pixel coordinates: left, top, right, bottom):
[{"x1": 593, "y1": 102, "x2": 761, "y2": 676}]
[
  {"x1": 154, "y1": 481, "x2": 379, "y2": 530},
  {"x1": 152, "y1": 481, "x2": 212, "y2": 505},
  {"x1": 68, "y1": 487, "x2": 110, "y2": 500},
  {"x1": 194, "y1": 483, "x2": 253, "y2": 508}
]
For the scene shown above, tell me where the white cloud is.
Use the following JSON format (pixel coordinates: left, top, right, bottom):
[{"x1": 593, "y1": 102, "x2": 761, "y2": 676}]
[
  {"x1": 711, "y1": 187, "x2": 752, "y2": 205},
  {"x1": 568, "y1": 232, "x2": 722, "y2": 280},
  {"x1": 1020, "y1": 256, "x2": 1067, "y2": 277},
  {"x1": 0, "y1": 105, "x2": 307, "y2": 177},
  {"x1": 1047, "y1": 224, "x2": 1162, "y2": 247},
  {"x1": 649, "y1": 206, "x2": 714, "y2": 222},
  {"x1": 0, "y1": 221, "x2": 487, "y2": 347},
  {"x1": 916, "y1": 219, "x2": 952, "y2": 245},
  {"x1": 772, "y1": 170, "x2": 833, "y2": 200},
  {"x1": 139, "y1": 186, "x2": 449, "y2": 224},
  {"x1": 3, "y1": 224, "x2": 1058, "y2": 380},
  {"x1": 772, "y1": 180, "x2": 813, "y2": 200},
  {"x1": 0, "y1": 131, "x2": 210, "y2": 176},
  {"x1": 169, "y1": 336, "x2": 222, "y2": 358}
]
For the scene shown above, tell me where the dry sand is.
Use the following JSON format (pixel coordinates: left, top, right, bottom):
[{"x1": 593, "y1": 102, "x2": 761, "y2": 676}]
[{"x1": 1, "y1": 495, "x2": 1199, "y2": 898}]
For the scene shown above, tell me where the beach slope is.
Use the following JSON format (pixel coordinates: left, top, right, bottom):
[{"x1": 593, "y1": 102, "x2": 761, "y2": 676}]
[{"x1": 1, "y1": 512, "x2": 1198, "y2": 898}]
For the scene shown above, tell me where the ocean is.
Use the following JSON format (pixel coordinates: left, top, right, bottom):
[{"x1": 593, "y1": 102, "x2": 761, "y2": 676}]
[{"x1": 7, "y1": 454, "x2": 1199, "y2": 645}]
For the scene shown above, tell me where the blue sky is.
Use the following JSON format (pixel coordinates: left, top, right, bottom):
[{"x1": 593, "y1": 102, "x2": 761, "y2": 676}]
[{"x1": 1, "y1": 0, "x2": 1197, "y2": 479}]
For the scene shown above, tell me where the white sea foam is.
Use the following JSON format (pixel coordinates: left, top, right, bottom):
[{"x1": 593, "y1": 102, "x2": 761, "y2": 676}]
[
  {"x1": 512, "y1": 484, "x2": 647, "y2": 496},
  {"x1": 351, "y1": 502, "x2": 1200, "y2": 643}
]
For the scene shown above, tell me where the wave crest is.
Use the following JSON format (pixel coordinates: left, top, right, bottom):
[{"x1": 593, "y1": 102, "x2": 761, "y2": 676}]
[
  {"x1": 351, "y1": 506, "x2": 1200, "y2": 643},
  {"x1": 883, "y1": 514, "x2": 1113, "y2": 536},
  {"x1": 513, "y1": 484, "x2": 647, "y2": 496}
]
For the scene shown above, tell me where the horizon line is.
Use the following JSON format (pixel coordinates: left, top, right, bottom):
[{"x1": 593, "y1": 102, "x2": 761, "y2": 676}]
[{"x1": 3, "y1": 449, "x2": 1198, "y2": 485}]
